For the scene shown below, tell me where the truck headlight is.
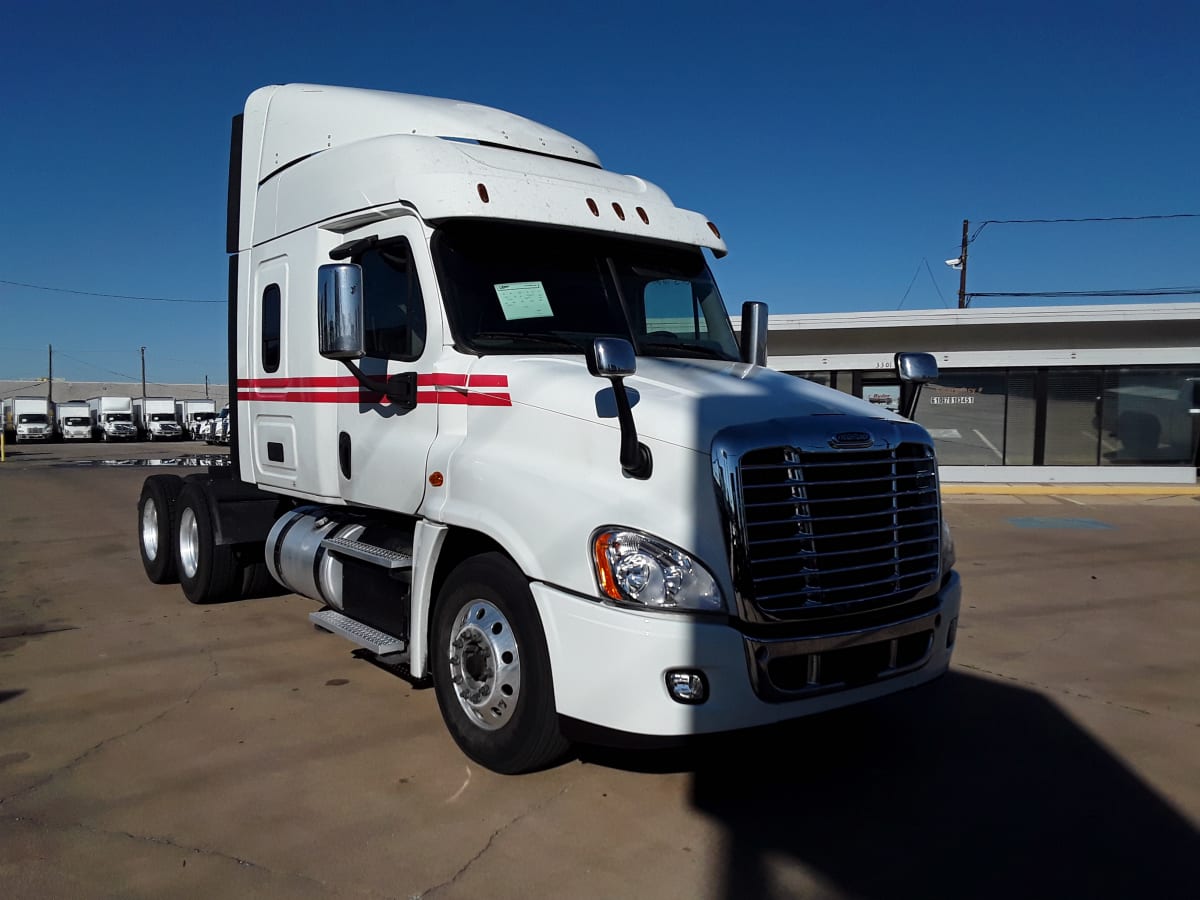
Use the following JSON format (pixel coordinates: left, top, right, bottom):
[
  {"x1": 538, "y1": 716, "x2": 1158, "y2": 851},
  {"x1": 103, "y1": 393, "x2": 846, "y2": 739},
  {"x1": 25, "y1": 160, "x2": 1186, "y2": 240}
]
[
  {"x1": 940, "y1": 516, "x2": 956, "y2": 578},
  {"x1": 592, "y1": 529, "x2": 724, "y2": 613}
]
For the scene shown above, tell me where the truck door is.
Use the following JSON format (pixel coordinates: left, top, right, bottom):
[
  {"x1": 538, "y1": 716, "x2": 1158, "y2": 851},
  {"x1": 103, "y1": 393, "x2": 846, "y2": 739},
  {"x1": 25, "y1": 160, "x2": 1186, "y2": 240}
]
[{"x1": 337, "y1": 223, "x2": 437, "y2": 513}]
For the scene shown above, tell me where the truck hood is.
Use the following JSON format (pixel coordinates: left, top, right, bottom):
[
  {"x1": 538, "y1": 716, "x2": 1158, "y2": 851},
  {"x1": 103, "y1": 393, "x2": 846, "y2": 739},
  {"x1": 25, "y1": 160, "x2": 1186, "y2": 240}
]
[{"x1": 488, "y1": 355, "x2": 907, "y2": 453}]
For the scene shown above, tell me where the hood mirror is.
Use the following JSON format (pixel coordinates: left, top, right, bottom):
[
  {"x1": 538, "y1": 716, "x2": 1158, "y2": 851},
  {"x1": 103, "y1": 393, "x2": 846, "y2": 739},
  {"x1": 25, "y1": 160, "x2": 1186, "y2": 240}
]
[{"x1": 587, "y1": 338, "x2": 651, "y2": 479}]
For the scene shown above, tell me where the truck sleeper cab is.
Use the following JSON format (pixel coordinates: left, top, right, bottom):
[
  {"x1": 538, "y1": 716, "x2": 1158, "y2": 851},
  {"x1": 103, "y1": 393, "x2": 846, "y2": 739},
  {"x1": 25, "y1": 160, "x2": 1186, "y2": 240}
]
[{"x1": 136, "y1": 84, "x2": 960, "y2": 774}]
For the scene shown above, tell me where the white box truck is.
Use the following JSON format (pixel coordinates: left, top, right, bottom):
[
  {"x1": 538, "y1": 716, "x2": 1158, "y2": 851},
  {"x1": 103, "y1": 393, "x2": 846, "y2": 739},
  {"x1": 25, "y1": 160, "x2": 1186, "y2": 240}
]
[
  {"x1": 133, "y1": 396, "x2": 182, "y2": 441},
  {"x1": 135, "y1": 84, "x2": 959, "y2": 774},
  {"x1": 87, "y1": 396, "x2": 136, "y2": 441},
  {"x1": 176, "y1": 399, "x2": 216, "y2": 440},
  {"x1": 3, "y1": 396, "x2": 51, "y2": 442},
  {"x1": 55, "y1": 401, "x2": 93, "y2": 441}
]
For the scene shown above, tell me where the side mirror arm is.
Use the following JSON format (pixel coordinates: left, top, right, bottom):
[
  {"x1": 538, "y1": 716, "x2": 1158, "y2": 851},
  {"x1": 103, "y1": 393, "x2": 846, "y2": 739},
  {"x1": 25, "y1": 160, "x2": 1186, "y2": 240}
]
[
  {"x1": 341, "y1": 360, "x2": 418, "y2": 411},
  {"x1": 609, "y1": 374, "x2": 653, "y2": 479}
]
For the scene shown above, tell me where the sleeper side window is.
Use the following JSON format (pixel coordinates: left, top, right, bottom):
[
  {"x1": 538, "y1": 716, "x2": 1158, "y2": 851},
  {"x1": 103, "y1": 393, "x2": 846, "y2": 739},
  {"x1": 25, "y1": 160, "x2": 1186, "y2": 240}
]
[
  {"x1": 358, "y1": 239, "x2": 427, "y2": 361},
  {"x1": 262, "y1": 283, "x2": 281, "y2": 373}
]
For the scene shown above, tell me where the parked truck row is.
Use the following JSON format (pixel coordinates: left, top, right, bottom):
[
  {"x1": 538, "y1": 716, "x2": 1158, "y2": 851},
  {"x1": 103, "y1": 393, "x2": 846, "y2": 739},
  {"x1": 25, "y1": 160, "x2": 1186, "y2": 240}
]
[{"x1": 2, "y1": 395, "x2": 220, "y2": 442}]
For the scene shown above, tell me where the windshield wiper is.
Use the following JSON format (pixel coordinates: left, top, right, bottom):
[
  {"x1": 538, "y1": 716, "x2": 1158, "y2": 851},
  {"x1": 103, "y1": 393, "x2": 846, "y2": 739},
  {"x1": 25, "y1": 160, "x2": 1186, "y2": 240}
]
[
  {"x1": 637, "y1": 340, "x2": 730, "y2": 360},
  {"x1": 472, "y1": 331, "x2": 583, "y2": 352}
]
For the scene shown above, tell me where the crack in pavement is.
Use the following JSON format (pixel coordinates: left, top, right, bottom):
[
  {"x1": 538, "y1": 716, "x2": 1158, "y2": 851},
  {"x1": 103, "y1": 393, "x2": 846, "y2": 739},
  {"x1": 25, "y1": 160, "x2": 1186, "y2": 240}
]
[
  {"x1": 0, "y1": 648, "x2": 221, "y2": 806},
  {"x1": 415, "y1": 784, "x2": 570, "y2": 898},
  {"x1": 956, "y1": 662, "x2": 1199, "y2": 726},
  {"x1": 0, "y1": 812, "x2": 399, "y2": 899}
]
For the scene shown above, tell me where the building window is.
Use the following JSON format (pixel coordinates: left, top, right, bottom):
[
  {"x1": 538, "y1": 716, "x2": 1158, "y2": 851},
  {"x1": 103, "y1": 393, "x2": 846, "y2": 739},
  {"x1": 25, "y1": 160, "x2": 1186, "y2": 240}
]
[
  {"x1": 1003, "y1": 371, "x2": 1037, "y2": 465},
  {"x1": 789, "y1": 364, "x2": 1199, "y2": 469},
  {"x1": 262, "y1": 283, "x2": 281, "y2": 373},
  {"x1": 359, "y1": 239, "x2": 427, "y2": 361},
  {"x1": 1043, "y1": 370, "x2": 1102, "y2": 465},
  {"x1": 917, "y1": 370, "x2": 1009, "y2": 465},
  {"x1": 1099, "y1": 367, "x2": 1200, "y2": 465}
]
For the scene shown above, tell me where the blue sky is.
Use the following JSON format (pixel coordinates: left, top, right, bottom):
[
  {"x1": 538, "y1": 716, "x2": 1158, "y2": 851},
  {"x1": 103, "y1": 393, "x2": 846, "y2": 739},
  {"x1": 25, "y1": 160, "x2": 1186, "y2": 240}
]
[{"x1": 1, "y1": 0, "x2": 1197, "y2": 384}]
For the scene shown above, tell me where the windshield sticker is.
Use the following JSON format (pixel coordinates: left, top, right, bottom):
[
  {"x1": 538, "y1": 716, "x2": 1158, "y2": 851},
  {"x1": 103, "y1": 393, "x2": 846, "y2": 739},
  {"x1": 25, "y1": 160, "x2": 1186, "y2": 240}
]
[{"x1": 494, "y1": 281, "x2": 553, "y2": 320}]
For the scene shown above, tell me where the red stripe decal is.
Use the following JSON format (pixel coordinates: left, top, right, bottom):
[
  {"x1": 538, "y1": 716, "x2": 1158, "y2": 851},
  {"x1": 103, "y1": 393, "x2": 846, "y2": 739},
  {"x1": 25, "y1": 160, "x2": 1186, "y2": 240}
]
[
  {"x1": 468, "y1": 374, "x2": 509, "y2": 388},
  {"x1": 237, "y1": 390, "x2": 511, "y2": 407},
  {"x1": 420, "y1": 373, "x2": 469, "y2": 387},
  {"x1": 239, "y1": 376, "x2": 357, "y2": 388},
  {"x1": 240, "y1": 373, "x2": 477, "y2": 389}
]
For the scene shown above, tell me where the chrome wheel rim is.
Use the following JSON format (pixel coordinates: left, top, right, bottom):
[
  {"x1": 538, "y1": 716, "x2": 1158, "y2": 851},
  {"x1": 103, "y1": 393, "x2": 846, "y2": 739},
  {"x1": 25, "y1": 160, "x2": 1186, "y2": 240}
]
[
  {"x1": 142, "y1": 498, "x2": 159, "y2": 561},
  {"x1": 447, "y1": 600, "x2": 521, "y2": 731},
  {"x1": 179, "y1": 506, "x2": 200, "y2": 579}
]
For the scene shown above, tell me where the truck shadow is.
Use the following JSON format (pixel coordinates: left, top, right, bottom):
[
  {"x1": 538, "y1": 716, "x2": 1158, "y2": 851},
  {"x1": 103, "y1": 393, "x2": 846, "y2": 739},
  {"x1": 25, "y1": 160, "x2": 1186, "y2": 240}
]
[
  {"x1": 687, "y1": 671, "x2": 1199, "y2": 899},
  {"x1": 582, "y1": 671, "x2": 1198, "y2": 899}
]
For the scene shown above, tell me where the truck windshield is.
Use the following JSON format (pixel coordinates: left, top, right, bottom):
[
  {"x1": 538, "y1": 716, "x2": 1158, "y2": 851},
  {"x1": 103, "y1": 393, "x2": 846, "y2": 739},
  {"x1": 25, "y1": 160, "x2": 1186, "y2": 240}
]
[
  {"x1": 18, "y1": 414, "x2": 48, "y2": 424},
  {"x1": 194, "y1": 412, "x2": 215, "y2": 421},
  {"x1": 150, "y1": 414, "x2": 175, "y2": 422},
  {"x1": 65, "y1": 417, "x2": 89, "y2": 426},
  {"x1": 105, "y1": 414, "x2": 132, "y2": 423},
  {"x1": 433, "y1": 221, "x2": 740, "y2": 361}
]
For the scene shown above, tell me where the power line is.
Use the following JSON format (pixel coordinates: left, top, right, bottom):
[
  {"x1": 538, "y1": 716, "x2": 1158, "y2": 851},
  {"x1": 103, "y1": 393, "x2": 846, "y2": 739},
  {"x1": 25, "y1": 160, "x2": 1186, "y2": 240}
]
[
  {"x1": 0, "y1": 381, "x2": 47, "y2": 398},
  {"x1": 923, "y1": 258, "x2": 949, "y2": 308},
  {"x1": 968, "y1": 286, "x2": 1200, "y2": 300},
  {"x1": 53, "y1": 350, "x2": 139, "y2": 382},
  {"x1": 968, "y1": 213, "x2": 1199, "y2": 244},
  {"x1": 0, "y1": 279, "x2": 225, "y2": 304},
  {"x1": 895, "y1": 260, "x2": 923, "y2": 310}
]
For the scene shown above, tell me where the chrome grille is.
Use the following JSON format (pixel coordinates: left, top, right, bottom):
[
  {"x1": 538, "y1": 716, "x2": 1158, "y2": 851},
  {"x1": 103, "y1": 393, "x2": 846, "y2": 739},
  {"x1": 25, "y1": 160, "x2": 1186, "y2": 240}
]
[{"x1": 737, "y1": 443, "x2": 940, "y2": 620}]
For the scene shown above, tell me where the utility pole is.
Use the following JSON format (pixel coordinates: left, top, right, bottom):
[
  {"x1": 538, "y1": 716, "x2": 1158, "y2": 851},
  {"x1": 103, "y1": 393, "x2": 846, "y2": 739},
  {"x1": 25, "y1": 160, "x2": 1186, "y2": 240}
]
[
  {"x1": 140, "y1": 346, "x2": 147, "y2": 398},
  {"x1": 204, "y1": 375, "x2": 209, "y2": 399},
  {"x1": 47, "y1": 344, "x2": 53, "y2": 405},
  {"x1": 957, "y1": 219, "x2": 970, "y2": 309}
]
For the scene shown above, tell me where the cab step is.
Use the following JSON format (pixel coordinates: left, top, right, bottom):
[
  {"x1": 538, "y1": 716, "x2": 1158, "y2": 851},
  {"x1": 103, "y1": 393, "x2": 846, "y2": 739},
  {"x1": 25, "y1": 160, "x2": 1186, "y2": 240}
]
[
  {"x1": 321, "y1": 535, "x2": 413, "y2": 570},
  {"x1": 310, "y1": 609, "x2": 407, "y2": 656}
]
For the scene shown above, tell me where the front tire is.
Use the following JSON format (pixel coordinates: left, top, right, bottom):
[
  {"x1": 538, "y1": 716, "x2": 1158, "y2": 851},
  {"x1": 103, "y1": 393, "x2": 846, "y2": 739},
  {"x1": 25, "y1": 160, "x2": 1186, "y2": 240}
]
[
  {"x1": 138, "y1": 475, "x2": 184, "y2": 583},
  {"x1": 432, "y1": 553, "x2": 569, "y2": 774},
  {"x1": 175, "y1": 483, "x2": 240, "y2": 604}
]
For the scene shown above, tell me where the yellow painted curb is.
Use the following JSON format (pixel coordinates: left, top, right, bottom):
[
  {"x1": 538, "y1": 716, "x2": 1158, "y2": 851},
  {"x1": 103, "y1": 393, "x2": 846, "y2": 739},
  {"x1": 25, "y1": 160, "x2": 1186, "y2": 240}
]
[{"x1": 942, "y1": 483, "x2": 1200, "y2": 496}]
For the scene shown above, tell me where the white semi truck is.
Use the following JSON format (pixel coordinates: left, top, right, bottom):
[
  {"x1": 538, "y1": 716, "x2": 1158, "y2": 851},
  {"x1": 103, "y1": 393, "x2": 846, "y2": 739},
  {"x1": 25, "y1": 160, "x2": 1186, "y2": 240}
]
[
  {"x1": 133, "y1": 396, "x2": 182, "y2": 441},
  {"x1": 55, "y1": 401, "x2": 93, "y2": 441},
  {"x1": 3, "y1": 396, "x2": 51, "y2": 442},
  {"x1": 176, "y1": 399, "x2": 217, "y2": 440},
  {"x1": 136, "y1": 84, "x2": 960, "y2": 774},
  {"x1": 87, "y1": 396, "x2": 136, "y2": 441}
]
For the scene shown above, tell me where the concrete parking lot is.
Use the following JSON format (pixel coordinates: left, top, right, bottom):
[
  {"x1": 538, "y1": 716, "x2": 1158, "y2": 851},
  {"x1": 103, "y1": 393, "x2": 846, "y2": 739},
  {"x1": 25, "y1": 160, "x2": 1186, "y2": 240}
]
[{"x1": 1, "y1": 443, "x2": 1198, "y2": 898}]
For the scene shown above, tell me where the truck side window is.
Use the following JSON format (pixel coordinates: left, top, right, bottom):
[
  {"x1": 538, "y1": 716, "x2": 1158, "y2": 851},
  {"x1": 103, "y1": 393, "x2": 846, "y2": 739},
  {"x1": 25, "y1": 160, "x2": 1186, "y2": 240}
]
[
  {"x1": 262, "y1": 283, "x2": 281, "y2": 373},
  {"x1": 358, "y1": 239, "x2": 427, "y2": 361}
]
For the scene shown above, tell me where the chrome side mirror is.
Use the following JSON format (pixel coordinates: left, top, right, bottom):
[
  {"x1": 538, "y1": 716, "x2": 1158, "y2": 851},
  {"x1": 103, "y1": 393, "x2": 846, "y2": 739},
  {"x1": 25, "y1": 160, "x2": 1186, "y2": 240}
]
[
  {"x1": 895, "y1": 352, "x2": 938, "y2": 419},
  {"x1": 740, "y1": 301, "x2": 769, "y2": 367},
  {"x1": 587, "y1": 337, "x2": 636, "y2": 378},
  {"x1": 318, "y1": 264, "x2": 365, "y2": 360}
]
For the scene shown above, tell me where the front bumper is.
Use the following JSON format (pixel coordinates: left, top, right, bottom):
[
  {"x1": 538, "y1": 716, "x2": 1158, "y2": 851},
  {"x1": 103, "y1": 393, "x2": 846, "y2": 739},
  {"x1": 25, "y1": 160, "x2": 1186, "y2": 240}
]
[{"x1": 532, "y1": 571, "x2": 961, "y2": 737}]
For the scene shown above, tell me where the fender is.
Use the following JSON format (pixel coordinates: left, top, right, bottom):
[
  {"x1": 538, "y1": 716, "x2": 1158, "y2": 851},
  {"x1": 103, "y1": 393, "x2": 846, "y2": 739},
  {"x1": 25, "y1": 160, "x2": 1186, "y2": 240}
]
[
  {"x1": 185, "y1": 472, "x2": 286, "y2": 546},
  {"x1": 408, "y1": 519, "x2": 449, "y2": 679}
]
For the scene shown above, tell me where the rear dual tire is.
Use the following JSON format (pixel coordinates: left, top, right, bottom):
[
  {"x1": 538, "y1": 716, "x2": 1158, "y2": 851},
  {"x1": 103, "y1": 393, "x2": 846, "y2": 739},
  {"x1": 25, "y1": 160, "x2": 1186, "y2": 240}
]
[
  {"x1": 175, "y1": 483, "x2": 241, "y2": 604},
  {"x1": 138, "y1": 475, "x2": 184, "y2": 583}
]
